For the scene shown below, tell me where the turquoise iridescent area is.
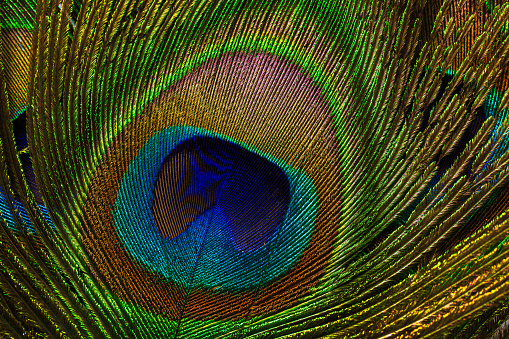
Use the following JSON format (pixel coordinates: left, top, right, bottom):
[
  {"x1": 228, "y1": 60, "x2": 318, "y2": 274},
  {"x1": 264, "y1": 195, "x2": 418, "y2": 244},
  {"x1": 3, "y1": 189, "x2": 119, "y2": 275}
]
[{"x1": 113, "y1": 126, "x2": 318, "y2": 292}]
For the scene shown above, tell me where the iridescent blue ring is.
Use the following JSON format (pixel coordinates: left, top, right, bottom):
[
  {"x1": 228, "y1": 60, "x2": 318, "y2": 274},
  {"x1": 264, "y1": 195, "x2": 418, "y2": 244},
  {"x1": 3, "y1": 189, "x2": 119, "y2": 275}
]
[{"x1": 113, "y1": 126, "x2": 318, "y2": 292}]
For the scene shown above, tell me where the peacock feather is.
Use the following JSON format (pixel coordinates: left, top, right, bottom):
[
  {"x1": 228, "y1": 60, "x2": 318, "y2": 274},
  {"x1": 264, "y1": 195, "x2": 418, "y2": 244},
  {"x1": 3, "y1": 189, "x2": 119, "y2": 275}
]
[{"x1": 1, "y1": 0, "x2": 509, "y2": 337}]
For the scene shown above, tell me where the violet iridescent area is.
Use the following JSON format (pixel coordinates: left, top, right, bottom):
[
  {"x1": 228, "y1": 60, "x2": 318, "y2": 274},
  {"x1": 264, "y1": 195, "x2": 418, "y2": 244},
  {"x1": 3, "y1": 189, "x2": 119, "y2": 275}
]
[{"x1": 151, "y1": 136, "x2": 291, "y2": 252}]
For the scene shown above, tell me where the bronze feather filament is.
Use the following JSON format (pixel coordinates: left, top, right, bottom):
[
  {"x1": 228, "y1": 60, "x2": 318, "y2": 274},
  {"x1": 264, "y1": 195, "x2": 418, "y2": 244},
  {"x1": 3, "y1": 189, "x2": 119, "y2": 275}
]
[{"x1": 1, "y1": 0, "x2": 509, "y2": 338}]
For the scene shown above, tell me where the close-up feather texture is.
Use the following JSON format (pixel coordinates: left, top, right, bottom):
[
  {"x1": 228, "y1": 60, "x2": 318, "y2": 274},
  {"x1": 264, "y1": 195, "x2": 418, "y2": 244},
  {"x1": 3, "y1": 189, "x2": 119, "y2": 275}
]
[{"x1": 1, "y1": 0, "x2": 509, "y2": 338}]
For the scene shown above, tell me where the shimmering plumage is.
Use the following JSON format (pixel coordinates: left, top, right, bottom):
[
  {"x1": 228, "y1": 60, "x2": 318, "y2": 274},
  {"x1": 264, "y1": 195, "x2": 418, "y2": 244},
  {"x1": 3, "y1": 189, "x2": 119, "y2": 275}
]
[{"x1": 1, "y1": 0, "x2": 509, "y2": 338}]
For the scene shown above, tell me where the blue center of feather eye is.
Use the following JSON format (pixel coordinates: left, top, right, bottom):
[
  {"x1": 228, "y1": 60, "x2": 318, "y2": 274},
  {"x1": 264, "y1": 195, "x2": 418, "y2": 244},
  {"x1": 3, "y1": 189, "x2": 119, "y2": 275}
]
[
  {"x1": 113, "y1": 126, "x2": 318, "y2": 291},
  {"x1": 151, "y1": 136, "x2": 291, "y2": 252}
]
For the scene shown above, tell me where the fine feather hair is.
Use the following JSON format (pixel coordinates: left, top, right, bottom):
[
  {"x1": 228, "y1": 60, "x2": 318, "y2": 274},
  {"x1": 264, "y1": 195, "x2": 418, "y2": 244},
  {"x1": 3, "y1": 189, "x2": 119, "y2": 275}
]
[{"x1": 2, "y1": 0, "x2": 509, "y2": 338}]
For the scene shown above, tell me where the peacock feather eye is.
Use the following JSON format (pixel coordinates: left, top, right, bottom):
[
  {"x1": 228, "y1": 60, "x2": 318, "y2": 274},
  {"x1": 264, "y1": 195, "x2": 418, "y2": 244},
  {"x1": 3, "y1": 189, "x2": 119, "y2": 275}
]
[
  {"x1": 82, "y1": 52, "x2": 339, "y2": 322},
  {"x1": 2, "y1": 0, "x2": 509, "y2": 338}
]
